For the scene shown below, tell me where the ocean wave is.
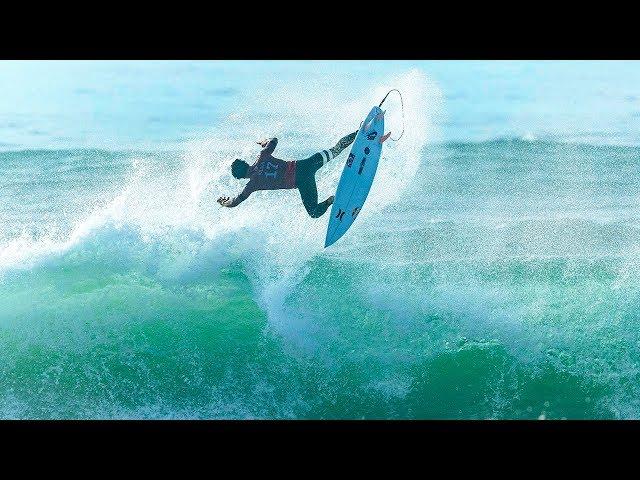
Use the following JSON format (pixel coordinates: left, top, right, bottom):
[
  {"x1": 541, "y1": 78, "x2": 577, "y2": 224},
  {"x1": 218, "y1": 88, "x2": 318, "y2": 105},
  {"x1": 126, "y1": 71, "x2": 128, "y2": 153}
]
[
  {"x1": 3, "y1": 67, "x2": 640, "y2": 418},
  {"x1": 441, "y1": 135, "x2": 640, "y2": 150}
]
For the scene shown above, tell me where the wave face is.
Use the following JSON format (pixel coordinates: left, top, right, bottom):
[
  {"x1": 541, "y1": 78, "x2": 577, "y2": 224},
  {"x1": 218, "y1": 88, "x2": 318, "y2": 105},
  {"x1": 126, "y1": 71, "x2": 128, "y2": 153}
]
[{"x1": 2, "y1": 66, "x2": 640, "y2": 418}]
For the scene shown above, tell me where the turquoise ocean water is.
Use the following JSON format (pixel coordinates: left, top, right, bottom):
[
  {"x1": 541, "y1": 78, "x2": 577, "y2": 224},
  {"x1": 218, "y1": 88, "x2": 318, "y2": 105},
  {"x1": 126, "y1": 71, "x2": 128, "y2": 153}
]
[{"x1": 2, "y1": 61, "x2": 640, "y2": 418}]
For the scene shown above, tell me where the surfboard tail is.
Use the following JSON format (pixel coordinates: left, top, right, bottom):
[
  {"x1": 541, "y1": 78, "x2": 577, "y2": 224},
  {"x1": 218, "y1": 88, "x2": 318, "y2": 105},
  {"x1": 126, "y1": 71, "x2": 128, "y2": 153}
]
[
  {"x1": 364, "y1": 108, "x2": 385, "y2": 132},
  {"x1": 364, "y1": 118, "x2": 375, "y2": 132}
]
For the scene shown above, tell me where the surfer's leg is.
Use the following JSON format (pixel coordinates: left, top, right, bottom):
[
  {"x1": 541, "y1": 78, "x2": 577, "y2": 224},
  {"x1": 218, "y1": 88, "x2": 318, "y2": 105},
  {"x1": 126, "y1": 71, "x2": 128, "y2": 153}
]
[
  {"x1": 313, "y1": 196, "x2": 334, "y2": 218},
  {"x1": 298, "y1": 174, "x2": 333, "y2": 218},
  {"x1": 328, "y1": 131, "x2": 357, "y2": 159},
  {"x1": 298, "y1": 177, "x2": 319, "y2": 217},
  {"x1": 304, "y1": 194, "x2": 333, "y2": 218},
  {"x1": 305, "y1": 131, "x2": 359, "y2": 175},
  {"x1": 305, "y1": 152, "x2": 326, "y2": 172}
]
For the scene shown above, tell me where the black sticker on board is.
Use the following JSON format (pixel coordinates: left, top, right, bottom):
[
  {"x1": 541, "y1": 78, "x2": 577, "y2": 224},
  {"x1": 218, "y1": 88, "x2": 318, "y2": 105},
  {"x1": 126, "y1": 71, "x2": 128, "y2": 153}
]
[{"x1": 358, "y1": 158, "x2": 366, "y2": 174}]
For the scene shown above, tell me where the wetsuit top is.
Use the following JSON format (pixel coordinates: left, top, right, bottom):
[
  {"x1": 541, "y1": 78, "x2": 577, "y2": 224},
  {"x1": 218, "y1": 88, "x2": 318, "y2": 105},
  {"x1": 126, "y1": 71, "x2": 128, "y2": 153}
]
[{"x1": 229, "y1": 138, "x2": 297, "y2": 206}]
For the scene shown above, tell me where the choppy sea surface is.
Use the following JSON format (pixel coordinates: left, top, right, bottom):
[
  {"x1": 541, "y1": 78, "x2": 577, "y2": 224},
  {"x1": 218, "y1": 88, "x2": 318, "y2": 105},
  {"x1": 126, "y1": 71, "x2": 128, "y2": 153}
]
[{"x1": 2, "y1": 61, "x2": 640, "y2": 418}]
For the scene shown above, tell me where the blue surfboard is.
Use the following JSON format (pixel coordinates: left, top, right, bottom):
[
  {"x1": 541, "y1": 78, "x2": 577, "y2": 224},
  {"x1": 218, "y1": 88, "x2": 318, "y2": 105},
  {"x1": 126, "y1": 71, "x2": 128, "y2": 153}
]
[{"x1": 325, "y1": 106, "x2": 387, "y2": 248}]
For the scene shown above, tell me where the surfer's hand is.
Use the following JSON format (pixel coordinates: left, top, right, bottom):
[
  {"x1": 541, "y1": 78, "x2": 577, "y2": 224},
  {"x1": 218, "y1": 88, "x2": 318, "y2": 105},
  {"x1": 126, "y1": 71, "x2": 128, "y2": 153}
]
[
  {"x1": 217, "y1": 196, "x2": 232, "y2": 207},
  {"x1": 257, "y1": 139, "x2": 267, "y2": 147}
]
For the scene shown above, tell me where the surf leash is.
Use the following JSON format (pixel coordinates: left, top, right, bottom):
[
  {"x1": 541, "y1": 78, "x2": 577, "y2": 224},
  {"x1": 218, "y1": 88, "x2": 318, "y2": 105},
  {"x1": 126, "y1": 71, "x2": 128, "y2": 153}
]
[{"x1": 378, "y1": 89, "x2": 405, "y2": 141}]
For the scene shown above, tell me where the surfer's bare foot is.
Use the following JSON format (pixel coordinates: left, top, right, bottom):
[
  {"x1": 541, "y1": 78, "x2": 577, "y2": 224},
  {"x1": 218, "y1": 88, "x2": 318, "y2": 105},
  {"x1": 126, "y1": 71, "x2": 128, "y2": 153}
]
[{"x1": 327, "y1": 195, "x2": 335, "y2": 206}]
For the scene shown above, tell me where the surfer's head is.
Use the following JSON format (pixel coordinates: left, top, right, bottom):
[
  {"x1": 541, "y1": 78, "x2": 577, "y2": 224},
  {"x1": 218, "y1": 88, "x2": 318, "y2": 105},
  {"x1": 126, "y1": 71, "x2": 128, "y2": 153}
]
[{"x1": 231, "y1": 159, "x2": 250, "y2": 179}]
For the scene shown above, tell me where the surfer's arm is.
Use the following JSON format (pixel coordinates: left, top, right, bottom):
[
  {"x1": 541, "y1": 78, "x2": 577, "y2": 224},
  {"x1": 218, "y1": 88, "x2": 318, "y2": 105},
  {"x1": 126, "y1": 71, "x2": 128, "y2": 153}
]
[
  {"x1": 258, "y1": 137, "x2": 278, "y2": 156},
  {"x1": 218, "y1": 184, "x2": 253, "y2": 207}
]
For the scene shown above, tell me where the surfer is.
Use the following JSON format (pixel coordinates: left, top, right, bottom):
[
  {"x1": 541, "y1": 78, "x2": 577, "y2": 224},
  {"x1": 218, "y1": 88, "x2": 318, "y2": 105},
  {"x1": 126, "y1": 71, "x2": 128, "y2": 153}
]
[{"x1": 217, "y1": 131, "x2": 358, "y2": 218}]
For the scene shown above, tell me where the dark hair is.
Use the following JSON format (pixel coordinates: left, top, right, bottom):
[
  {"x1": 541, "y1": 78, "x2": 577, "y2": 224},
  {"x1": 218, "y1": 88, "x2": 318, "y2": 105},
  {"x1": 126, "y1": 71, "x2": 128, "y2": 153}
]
[{"x1": 231, "y1": 159, "x2": 250, "y2": 179}]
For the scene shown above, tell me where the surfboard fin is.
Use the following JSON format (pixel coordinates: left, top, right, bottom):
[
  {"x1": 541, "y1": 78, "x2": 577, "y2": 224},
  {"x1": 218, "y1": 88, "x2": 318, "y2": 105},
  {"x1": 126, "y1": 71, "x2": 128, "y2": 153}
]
[{"x1": 379, "y1": 131, "x2": 392, "y2": 144}]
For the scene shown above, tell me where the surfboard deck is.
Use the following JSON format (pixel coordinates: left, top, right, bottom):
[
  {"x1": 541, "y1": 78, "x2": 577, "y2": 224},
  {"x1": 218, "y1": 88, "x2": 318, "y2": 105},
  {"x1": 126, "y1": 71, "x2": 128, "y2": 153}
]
[{"x1": 325, "y1": 106, "x2": 385, "y2": 248}]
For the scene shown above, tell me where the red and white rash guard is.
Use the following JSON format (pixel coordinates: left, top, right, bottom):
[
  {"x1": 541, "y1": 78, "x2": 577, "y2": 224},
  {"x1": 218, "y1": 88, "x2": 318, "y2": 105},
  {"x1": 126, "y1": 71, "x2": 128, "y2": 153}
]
[{"x1": 228, "y1": 138, "x2": 297, "y2": 207}]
